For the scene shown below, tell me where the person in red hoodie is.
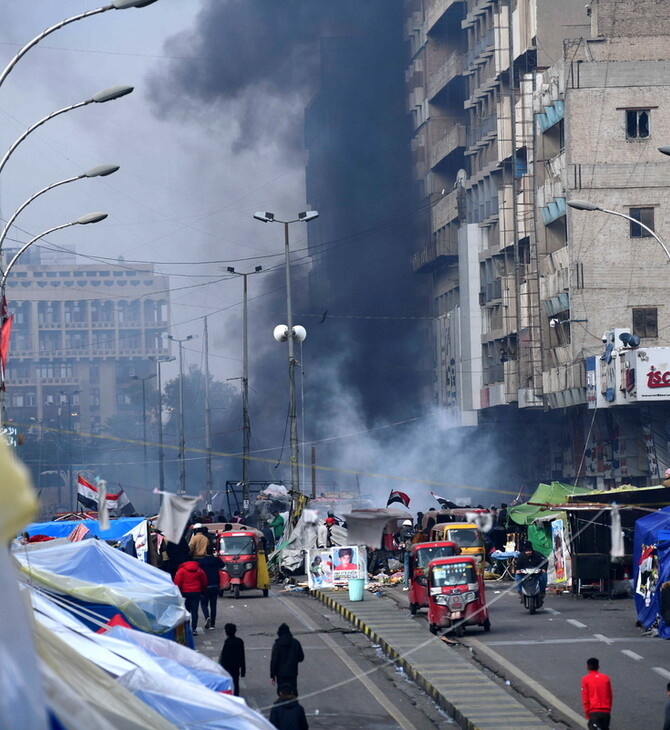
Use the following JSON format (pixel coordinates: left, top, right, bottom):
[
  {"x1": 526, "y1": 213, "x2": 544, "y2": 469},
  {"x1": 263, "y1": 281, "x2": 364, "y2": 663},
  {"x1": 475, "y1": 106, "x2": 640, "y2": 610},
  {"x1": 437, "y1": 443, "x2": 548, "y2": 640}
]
[
  {"x1": 580, "y1": 657, "x2": 612, "y2": 729},
  {"x1": 174, "y1": 560, "x2": 207, "y2": 636}
]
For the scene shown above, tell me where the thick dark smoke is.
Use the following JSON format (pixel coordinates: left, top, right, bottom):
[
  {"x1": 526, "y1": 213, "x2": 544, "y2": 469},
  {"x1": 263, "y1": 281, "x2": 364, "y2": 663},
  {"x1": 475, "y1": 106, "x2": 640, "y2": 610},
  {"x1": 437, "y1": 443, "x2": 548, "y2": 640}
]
[{"x1": 147, "y1": 1, "x2": 523, "y2": 505}]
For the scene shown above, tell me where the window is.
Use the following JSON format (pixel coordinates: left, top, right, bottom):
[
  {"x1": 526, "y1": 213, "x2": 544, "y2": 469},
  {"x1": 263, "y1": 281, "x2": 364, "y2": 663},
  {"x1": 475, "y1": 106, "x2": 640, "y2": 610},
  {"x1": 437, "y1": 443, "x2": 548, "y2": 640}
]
[
  {"x1": 629, "y1": 207, "x2": 655, "y2": 238},
  {"x1": 626, "y1": 109, "x2": 650, "y2": 139},
  {"x1": 632, "y1": 307, "x2": 657, "y2": 338}
]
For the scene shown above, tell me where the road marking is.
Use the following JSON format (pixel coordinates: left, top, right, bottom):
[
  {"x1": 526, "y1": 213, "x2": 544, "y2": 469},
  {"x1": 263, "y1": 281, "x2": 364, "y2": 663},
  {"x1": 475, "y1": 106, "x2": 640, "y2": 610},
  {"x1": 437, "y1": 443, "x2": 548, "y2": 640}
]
[
  {"x1": 594, "y1": 633, "x2": 614, "y2": 645},
  {"x1": 273, "y1": 592, "x2": 416, "y2": 730},
  {"x1": 653, "y1": 667, "x2": 670, "y2": 680},
  {"x1": 544, "y1": 607, "x2": 561, "y2": 615},
  {"x1": 566, "y1": 619, "x2": 587, "y2": 628},
  {"x1": 621, "y1": 650, "x2": 643, "y2": 661},
  {"x1": 467, "y1": 637, "x2": 586, "y2": 728}
]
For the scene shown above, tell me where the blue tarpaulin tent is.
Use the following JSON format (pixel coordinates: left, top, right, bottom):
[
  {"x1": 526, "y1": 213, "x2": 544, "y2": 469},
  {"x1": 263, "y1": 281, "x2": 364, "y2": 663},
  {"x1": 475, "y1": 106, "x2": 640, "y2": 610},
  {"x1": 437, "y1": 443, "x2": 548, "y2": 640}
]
[
  {"x1": 633, "y1": 506, "x2": 670, "y2": 639},
  {"x1": 23, "y1": 516, "x2": 144, "y2": 541}
]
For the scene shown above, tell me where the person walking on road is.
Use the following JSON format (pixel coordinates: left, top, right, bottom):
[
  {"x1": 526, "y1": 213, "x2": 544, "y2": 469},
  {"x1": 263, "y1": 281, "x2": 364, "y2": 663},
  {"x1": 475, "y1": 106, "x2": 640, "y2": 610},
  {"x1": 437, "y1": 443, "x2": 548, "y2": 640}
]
[
  {"x1": 219, "y1": 623, "x2": 246, "y2": 696},
  {"x1": 269, "y1": 683, "x2": 309, "y2": 730},
  {"x1": 174, "y1": 559, "x2": 207, "y2": 636},
  {"x1": 270, "y1": 623, "x2": 304, "y2": 696},
  {"x1": 663, "y1": 681, "x2": 670, "y2": 730},
  {"x1": 197, "y1": 544, "x2": 222, "y2": 630},
  {"x1": 268, "y1": 510, "x2": 285, "y2": 542},
  {"x1": 580, "y1": 657, "x2": 612, "y2": 730},
  {"x1": 188, "y1": 524, "x2": 210, "y2": 559}
]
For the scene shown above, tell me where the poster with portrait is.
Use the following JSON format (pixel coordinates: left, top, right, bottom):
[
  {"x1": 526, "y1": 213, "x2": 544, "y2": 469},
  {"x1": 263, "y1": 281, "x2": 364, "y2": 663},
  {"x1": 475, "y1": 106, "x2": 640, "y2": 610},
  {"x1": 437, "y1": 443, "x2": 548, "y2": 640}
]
[
  {"x1": 551, "y1": 519, "x2": 568, "y2": 584},
  {"x1": 307, "y1": 550, "x2": 334, "y2": 589},
  {"x1": 332, "y1": 546, "x2": 359, "y2": 584}
]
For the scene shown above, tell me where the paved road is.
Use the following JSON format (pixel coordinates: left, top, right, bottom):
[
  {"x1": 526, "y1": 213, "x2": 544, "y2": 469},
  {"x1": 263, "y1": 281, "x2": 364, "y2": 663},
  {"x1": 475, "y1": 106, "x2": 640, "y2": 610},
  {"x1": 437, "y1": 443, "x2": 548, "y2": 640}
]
[
  {"x1": 392, "y1": 579, "x2": 670, "y2": 729},
  {"x1": 195, "y1": 587, "x2": 452, "y2": 729}
]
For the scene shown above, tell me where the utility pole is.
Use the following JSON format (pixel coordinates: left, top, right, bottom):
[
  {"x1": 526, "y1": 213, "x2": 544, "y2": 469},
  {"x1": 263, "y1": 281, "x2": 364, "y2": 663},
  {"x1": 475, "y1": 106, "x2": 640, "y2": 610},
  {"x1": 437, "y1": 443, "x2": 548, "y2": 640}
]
[
  {"x1": 168, "y1": 334, "x2": 193, "y2": 495},
  {"x1": 227, "y1": 265, "x2": 262, "y2": 512},
  {"x1": 131, "y1": 373, "x2": 156, "y2": 491},
  {"x1": 150, "y1": 355, "x2": 175, "y2": 505},
  {"x1": 203, "y1": 316, "x2": 213, "y2": 511}
]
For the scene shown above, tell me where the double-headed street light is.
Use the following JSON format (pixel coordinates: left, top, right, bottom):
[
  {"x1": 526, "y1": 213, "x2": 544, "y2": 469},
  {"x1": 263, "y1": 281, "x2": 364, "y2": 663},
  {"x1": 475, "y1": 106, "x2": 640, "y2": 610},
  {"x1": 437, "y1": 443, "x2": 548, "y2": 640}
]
[
  {"x1": 253, "y1": 210, "x2": 319, "y2": 496},
  {"x1": 167, "y1": 334, "x2": 194, "y2": 495},
  {"x1": 227, "y1": 265, "x2": 263, "y2": 510},
  {"x1": 149, "y1": 355, "x2": 175, "y2": 498},
  {"x1": 567, "y1": 199, "x2": 670, "y2": 262},
  {"x1": 0, "y1": 1, "x2": 158, "y2": 92}
]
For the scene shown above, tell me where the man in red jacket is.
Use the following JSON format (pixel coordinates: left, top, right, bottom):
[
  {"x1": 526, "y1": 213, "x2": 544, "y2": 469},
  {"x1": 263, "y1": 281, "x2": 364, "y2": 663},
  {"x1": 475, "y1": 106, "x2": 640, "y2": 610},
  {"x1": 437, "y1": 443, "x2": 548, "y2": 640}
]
[
  {"x1": 580, "y1": 657, "x2": 612, "y2": 729},
  {"x1": 174, "y1": 560, "x2": 207, "y2": 636}
]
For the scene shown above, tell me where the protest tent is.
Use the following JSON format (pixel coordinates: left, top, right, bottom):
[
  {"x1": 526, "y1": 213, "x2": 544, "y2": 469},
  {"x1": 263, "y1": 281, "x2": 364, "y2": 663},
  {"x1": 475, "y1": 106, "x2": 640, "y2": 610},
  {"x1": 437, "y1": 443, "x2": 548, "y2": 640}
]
[
  {"x1": 15, "y1": 538, "x2": 189, "y2": 640},
  {"x1": 633, "y1": 506, "x2": 670, "y2": 639},
  {"x1": 22, "y1": 515, "x2": 145, "y2": 541}
]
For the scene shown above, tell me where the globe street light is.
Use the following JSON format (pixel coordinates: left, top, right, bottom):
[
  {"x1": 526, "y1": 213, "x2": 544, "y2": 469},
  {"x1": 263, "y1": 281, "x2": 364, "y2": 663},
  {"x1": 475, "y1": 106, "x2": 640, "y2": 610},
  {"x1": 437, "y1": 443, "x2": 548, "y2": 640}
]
[
  {"x1": 0, "y1": 86, "x2": 133, "y2": 178},
  {"x1": 253, "y1": 210, "x2": 319, "y2": 496},
  {"x1": 567, "y1": 199, "x2": 670, "y2": 262},
  {"x1": 0, "y1": 165, "x2": 119, "y2": 255},
  {"x1": 0, "y1": 1, "x2": 158, "y2": 92},
  {"x1": 167, "y1": 334, "x2": 194, "y2": 495},
  {"x1": 226, "y1": 265, "x2": 263, "y2": 510}
]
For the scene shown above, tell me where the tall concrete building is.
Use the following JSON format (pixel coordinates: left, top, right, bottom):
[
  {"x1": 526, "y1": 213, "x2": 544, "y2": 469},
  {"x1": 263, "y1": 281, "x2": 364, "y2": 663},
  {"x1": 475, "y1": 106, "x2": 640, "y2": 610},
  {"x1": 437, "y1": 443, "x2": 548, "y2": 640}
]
[
  {"x1": 3, "y1": 246, "x2": 170, "y2": 440},
  {"x1": 406, "y1": 0, "x2": 670, "y2": 487}
]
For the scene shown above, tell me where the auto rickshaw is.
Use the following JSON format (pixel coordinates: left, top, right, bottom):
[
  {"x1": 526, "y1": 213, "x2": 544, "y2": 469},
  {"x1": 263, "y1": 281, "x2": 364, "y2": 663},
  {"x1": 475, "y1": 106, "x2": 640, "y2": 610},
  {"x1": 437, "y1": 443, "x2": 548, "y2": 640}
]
[
  {"x1": 408, "y1": 541, "x2": 460, "y2": 615},
  {"x1": 426, "y1": 555, "x2": 490, "y2": 636},
  {"x1": 429, "y1": 522, "x2": 486, "y2": 571},
  {"x1": 216, "y1": 527, "x2": 270, "y2": 599}
]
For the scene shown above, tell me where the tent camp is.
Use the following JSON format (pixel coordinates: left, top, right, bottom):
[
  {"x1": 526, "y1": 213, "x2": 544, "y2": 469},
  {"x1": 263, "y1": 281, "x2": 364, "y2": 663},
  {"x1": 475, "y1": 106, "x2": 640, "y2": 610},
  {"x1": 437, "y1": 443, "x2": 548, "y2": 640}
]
[
  {"x1": 14, "y1": 538, "x2": 190, "y2": 642},
  {"x1": 633, "y1": 506, "x2": 670, "y2": 639}
]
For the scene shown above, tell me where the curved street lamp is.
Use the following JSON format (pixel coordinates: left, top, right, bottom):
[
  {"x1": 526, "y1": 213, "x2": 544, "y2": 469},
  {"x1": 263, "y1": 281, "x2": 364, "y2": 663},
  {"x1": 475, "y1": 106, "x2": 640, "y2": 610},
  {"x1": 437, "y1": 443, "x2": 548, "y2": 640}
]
[
  {"x1": 0, "y1": 86, "x2": 132, "y2": 177},
  {"x1": 253, "y1": 210, "x2": 319, "y2": 496},
  {"x1": 0, "y1": 164, "x2": 119, "y2": 254},
  {"x1": 0, "y1": 1, "x2": 158, "y2": 91},
  {"x1": 567, "y1": 199, "x2": 670, "y2": 262}
]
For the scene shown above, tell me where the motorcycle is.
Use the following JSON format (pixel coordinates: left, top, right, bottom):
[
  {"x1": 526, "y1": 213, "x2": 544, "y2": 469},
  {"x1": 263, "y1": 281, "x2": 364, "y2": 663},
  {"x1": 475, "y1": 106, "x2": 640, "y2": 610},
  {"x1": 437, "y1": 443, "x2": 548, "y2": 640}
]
[{"x1": 518, "y1": 567, "x2": 545, "y2": 614}]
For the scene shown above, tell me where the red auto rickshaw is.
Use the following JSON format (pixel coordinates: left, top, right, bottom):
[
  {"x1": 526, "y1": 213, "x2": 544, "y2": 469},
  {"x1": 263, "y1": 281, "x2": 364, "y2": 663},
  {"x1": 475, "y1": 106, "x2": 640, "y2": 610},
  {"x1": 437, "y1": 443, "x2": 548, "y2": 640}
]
[
  {"x1": 216, "y1": 527, "x2": 270, "y2": 599},
  {"x1": 426, "y1": 555, "x2": 490, "y2": 636},
  {"x1": 408, "y1": 541, "x2": 460, "y2": 615}
]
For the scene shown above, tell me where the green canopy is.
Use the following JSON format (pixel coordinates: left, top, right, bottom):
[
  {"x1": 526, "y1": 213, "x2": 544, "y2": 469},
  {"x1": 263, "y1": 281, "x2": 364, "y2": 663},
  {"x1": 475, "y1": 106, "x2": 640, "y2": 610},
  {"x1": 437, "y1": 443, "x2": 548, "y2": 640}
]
[{"x1": 509, "y1": 481, "x2": 591, "y2": 526}]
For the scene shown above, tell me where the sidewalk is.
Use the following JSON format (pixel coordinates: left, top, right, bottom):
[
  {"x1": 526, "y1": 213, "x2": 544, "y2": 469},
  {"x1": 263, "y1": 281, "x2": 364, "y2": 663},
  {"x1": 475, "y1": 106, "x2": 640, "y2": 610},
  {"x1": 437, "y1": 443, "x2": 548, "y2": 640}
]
[{"x1": 309, "y1": 586, "x2": 553, "y2": 730}]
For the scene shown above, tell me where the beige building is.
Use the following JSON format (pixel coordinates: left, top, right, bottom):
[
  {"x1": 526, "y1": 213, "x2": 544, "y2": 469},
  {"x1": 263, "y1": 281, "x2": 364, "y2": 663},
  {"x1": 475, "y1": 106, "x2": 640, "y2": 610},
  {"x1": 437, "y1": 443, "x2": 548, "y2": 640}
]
[{"x1": 406, "y1": 0, "x2": 670, "y2": 485}]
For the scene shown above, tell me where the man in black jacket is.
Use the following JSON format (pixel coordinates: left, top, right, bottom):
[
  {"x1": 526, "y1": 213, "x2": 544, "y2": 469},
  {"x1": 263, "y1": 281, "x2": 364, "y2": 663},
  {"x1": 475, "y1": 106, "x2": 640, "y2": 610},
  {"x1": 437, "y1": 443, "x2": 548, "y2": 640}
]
[
  {"x1": 219, "y1": 623, "x2": 246, "y2": 696},
  {"x1": 269, "y1": 684, "x2": 309, "y2": 729},
  {"x1": 270, "y1": 623, "x2": 305, "y2": 696}
]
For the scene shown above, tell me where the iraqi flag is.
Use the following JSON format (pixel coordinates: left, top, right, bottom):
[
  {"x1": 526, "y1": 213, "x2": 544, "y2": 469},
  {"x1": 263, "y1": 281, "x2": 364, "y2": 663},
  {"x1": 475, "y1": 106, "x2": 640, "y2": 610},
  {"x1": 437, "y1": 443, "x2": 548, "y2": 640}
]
[
  {"x1": 77, "y1": 476, "x2": 135, "y2": 515},
  {"x1": 77, "y1": 475, "x2": 100, "y2": 511},
  {"x1": 386, "y1": 490, "x2": 410, "y2": 508},
  {"x1": 106, "y1": 487, "x2": 136, "y2": 516},
  {"x1": 431, "y1": 491, "x2": 457, "y2": 509}
]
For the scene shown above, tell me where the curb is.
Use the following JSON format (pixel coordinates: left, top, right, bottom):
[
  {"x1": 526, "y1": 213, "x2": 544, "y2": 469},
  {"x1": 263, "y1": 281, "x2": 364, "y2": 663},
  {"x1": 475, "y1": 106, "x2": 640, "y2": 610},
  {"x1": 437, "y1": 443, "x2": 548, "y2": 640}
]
[{"x1": 309, "y1": 587, "x2": 546, "y2": 730}]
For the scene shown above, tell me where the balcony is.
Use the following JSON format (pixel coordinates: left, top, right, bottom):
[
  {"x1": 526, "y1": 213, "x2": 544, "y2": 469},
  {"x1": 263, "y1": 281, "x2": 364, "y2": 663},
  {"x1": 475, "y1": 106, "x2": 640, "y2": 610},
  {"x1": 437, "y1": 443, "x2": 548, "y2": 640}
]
[
  {"x1": 465, "y1": 27, "x2": 495, "y2": 68},
  {"x1": 426, "y1": 51, "x2": 464, "y2": 100},
  {"x1": 431, "y1": 188, "x2": 465, "y2": 232},
  {"x1": 412, "y1": 232, "x2": 459, "y2": 273},
  {"x1": 466, "y1": 112, "x2": 497, "y2": 150},
  {"x1": 426, "y1": 0, "x2": 463, "y2": 33},
  {"x1": 430, "y1": 123, "x2": 466, "y2": 168}
]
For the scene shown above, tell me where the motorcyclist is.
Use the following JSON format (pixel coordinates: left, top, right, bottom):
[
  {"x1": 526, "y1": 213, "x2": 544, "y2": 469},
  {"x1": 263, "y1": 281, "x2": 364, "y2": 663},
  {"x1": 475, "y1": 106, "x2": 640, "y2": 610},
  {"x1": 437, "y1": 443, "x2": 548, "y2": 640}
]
[{"x1": 515, "y1": 541, "x2": 547, "y2": 599}]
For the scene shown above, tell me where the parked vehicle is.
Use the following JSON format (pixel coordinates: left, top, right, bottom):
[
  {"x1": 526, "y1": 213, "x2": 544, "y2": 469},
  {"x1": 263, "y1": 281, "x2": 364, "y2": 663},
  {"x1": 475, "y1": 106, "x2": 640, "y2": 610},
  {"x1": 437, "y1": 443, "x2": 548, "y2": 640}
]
[
  {"x1": 216, "y1": 528, "x2": 270, "y2": 599},
  {"x1": 429, "y1": 522, "x2": 486, "y2": 570},
  {"x1": 408, "y1": 541, "x2": 460, "y2": 615},
  {"x1": 518, "y1": 567, "x2": 544, "y2": 614},
  {"x1": 426, "y1": 555, "x2": 490, "y2": 636}
]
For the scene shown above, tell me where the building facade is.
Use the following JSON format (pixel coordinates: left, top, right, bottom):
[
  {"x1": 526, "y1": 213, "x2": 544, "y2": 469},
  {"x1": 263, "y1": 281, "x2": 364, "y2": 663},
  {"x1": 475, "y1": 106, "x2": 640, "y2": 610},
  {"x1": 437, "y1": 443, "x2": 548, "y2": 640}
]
[{"x1": 406, "y1": 0, "x2": 670, "y2": 486}]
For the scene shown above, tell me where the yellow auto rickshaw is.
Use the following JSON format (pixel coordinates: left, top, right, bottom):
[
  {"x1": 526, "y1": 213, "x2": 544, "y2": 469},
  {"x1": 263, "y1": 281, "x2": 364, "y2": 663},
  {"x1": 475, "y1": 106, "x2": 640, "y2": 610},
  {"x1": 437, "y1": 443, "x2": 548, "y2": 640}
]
[{"x1": 429, "y1": 522, "x2": 486, "y2": 571}]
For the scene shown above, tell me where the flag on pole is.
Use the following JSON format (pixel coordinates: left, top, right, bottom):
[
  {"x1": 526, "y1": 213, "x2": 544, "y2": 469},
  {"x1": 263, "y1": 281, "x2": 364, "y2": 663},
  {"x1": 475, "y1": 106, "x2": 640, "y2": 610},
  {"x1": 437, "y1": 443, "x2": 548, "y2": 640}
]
[
  {"x1": 77, "y1": 475, "x2": 135, "y2": 516},
  {"x1": 431, "y1": 491, "x2": 457, "y2": 509},
  {"x1": 77, "y1": 475, "x2": 100, "y2": 511},
  {"x1": 386, "y1": 490, "x2": 410, "y2": 508},
  {"x1": 106, "y1": 487, "x2": 136, "y2": 516}
]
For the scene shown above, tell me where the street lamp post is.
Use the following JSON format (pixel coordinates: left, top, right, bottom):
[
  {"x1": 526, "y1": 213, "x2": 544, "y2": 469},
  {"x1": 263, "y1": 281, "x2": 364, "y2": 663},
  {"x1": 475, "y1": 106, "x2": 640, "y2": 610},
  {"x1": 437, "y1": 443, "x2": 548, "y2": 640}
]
[
  {"x1": 150, "y1": 355, "x2": 175, "y2": 499},
  {"x1": 0, "y1": 87, "x2": 133, "y2": 178},
  {"x1": 227, "y1": 265, "x2": 262, "y2": 511},
  {"x1": 253, "y1": 210, "x2": 319, "y2": 496},
  {"x1": 167, "y1": 334, "x2": 194, "y2": 495},
  {"x1": 131, "y1": 373, "x2": 156, "y2": 490},
  {"x1": 567, "y1": 199, "x2": 670, "y2": 262},
  {"x1": 0, "y1": 1, "x2": 158, "y2": 92}
]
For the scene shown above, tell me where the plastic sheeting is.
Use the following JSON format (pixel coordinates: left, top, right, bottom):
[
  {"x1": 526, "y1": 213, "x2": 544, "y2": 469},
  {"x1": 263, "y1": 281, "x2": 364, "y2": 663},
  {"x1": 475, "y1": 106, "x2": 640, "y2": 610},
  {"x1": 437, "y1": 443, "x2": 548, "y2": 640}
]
[
  {"x1": 508, "y1": 482, "x2": 590, "y2": 527},
  {"x1": 15, "y1": 539, "x2": 188, "y2": 633},
  {"x1": 118, "y1": 667, "x2": 274, "y2": 729},
  {"x1": 22, "y1": 516, "x2": 144, "y2": 541}
]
